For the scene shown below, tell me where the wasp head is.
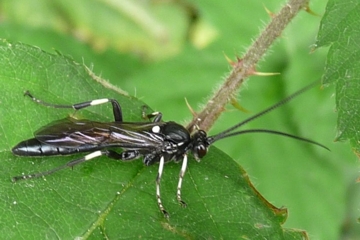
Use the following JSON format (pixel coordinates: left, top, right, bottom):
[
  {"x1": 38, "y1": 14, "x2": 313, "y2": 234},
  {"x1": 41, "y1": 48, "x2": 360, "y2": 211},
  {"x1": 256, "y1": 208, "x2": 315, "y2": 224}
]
[{"x1": 190, "y1": 130, "x2": 210, "y2": 161}]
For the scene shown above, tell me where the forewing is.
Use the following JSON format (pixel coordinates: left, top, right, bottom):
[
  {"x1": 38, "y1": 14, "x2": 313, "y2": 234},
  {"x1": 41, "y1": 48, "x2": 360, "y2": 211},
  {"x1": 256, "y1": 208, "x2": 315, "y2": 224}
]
[
  {"x1": 34, "y1": 118, "x2": 109, "y2": 147},
  {"x1": 107, "y1": 122, "x2": 166, "y2": 149},
  {"x1": 35, "y1": 118, "x2": 166, "y2": 149}
]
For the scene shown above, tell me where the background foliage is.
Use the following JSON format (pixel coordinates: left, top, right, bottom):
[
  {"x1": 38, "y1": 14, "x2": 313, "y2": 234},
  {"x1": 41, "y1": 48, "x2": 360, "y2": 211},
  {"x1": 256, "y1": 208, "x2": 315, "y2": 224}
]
[{"x1": 0, "y1": 0, "x2": 359, "y2": 239}]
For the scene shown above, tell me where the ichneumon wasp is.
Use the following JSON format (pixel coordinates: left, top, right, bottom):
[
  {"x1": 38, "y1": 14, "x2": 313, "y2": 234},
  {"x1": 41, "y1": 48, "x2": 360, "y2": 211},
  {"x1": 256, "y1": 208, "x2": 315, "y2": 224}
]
[{"x1": 11, "y1": 82, "x2": 329, "y2": 217}]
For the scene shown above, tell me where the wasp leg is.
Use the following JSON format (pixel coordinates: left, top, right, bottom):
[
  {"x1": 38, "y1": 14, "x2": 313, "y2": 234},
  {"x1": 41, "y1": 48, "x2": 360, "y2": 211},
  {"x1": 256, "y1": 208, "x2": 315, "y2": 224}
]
[
  {"x1": 11, "y1": 150, "x2": 141, "y2": 182},
  {"x1": 108, "y1": 150, "x2": 169, "y2": 217},
  {"x1": 150, "y1": 112, "x2": 162, "y2": 122},
  {"x1": 156, "y1": 156, "x2": 169, "y2": 218},
  {"x1": 106, "y1": 150, "x2": 141, "y2": 161},
  {"x1": 12, "y1": 150, "x2": 106, "y2": 182},
  {"x1": 24, "y1": 91, "x2": 123, "y2": 122},
  {"x1": 176, "y1": 154, "x2": 188, "y2": 207},
  {"x1": 141, "y1": 106, "x2": 163, "y2": 122}
]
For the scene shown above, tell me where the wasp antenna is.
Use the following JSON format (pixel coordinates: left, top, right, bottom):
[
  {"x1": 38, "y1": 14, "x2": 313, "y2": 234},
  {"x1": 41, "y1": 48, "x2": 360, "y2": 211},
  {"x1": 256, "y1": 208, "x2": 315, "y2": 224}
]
[
  {"x1": 210, "y1": 81, "x2": 320, "y2": 141},
  {"x1": 209, "y1": 129, "x2": 329, "y2": 151}
]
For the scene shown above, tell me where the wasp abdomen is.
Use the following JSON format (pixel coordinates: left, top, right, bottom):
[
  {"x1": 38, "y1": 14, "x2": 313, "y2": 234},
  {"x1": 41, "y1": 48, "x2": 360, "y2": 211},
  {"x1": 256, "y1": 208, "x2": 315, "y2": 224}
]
[{"x1": 12, "y1": 138, "x2": 78, "y2": 156}]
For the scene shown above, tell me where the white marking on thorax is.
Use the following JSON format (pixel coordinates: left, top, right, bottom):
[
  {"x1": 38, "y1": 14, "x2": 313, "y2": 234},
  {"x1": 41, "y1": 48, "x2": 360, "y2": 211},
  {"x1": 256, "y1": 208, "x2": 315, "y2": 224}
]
[{"x1": 152, "y1": 126, "x2": 160, "y2": 133}]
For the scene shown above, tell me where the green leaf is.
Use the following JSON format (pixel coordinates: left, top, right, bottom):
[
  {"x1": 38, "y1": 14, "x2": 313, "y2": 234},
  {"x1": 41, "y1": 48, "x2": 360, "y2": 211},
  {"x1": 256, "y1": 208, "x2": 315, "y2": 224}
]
[
  {"x1": 0, "y1": 41, "x2": 307, "y2": 239},
  {"x1": 316, "y1": 0, "x2": 360, "y2": 152}
]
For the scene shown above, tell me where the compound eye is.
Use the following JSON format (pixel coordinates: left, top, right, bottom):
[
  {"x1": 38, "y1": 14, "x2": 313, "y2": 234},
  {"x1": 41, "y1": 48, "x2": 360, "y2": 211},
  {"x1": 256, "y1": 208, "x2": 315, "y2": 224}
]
[{"x1": 195, "y1": 145, "x2": 207, "y2": 159}]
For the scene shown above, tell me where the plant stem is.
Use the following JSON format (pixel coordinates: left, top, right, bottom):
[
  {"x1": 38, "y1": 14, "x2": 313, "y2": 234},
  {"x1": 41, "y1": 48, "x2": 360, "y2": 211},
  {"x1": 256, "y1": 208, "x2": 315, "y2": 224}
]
[{"x1": 186, "y1": 0, "x2": 310, "y2": 132}]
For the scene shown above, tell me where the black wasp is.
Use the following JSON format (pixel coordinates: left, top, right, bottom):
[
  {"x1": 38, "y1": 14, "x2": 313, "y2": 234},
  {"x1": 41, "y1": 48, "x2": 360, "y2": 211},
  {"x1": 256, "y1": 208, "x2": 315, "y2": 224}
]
[{"x1": 12, "y1": 82, "x2": 328, "y2": 217}]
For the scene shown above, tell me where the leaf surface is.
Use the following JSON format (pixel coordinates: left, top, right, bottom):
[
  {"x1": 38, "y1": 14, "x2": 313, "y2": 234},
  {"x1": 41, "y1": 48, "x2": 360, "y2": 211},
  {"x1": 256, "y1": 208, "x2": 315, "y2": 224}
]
[
  {"x1": 316, "y1": 0, "x2": 360, "y2": 152},
  {"x1": 0, "y1": 41, "x2": 306, "y2": 239}
]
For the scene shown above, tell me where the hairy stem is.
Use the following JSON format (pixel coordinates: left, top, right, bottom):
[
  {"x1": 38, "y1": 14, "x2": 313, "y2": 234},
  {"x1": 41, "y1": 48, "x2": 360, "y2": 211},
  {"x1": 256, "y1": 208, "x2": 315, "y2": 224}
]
[{"x1": 186, "y1": 0, "x2": 310, "y2": 132}]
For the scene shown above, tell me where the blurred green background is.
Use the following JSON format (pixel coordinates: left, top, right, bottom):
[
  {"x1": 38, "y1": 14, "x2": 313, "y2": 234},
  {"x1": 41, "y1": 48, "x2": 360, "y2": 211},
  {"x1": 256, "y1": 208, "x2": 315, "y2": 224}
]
[{"x1": 0, "y1": 0, "x2": 359, "y2": 239}]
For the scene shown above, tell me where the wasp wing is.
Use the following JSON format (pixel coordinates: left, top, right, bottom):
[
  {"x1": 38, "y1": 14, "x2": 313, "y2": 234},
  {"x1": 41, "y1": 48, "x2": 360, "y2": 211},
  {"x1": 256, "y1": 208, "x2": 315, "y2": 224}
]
[{"x1": 35, "y1": 118, "x2": 166, "y2": 149}]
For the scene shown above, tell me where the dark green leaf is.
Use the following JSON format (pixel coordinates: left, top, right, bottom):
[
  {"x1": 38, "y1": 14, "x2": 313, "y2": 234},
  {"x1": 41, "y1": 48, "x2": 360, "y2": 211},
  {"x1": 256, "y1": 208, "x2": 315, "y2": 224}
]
[{"x1": 316, "y1": 0, "x2": 360, "y2": 152}]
